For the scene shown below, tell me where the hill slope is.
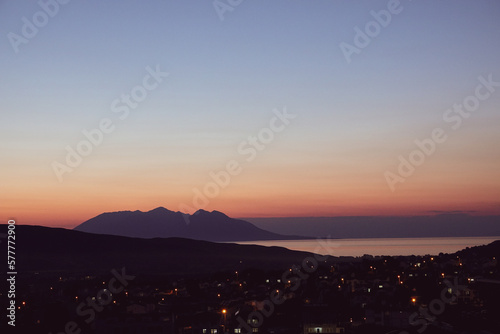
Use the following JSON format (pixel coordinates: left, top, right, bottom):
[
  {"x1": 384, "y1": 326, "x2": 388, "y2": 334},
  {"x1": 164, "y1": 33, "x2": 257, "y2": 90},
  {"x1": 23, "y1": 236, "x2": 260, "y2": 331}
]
[
  {"x1": 12, "y1": 225, "x2": 319, "y2": 277},
  {"x1": 8, "y1": 224, "x2": 500, "y2": 278}
]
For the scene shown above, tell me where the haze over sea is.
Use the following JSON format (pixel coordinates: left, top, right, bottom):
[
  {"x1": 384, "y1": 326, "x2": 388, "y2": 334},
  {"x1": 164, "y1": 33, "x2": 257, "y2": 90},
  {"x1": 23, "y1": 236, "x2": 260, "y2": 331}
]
[{"x1": 235, "y1": 236, "x2": 500, "y2": 257}]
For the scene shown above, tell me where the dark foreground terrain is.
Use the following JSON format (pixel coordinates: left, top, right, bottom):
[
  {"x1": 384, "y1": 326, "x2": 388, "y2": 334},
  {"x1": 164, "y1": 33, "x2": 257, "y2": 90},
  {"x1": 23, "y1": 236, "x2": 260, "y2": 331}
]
[{"x1": 1, "y1": 225, "x2": 499, "y2": 334}]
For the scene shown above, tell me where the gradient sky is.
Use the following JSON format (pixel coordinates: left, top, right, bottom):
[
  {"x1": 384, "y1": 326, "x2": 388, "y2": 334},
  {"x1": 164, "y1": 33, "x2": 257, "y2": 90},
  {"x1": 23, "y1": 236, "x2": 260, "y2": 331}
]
[{"x1": 1, "y1": 0, "x2": 500, "y2": 228}]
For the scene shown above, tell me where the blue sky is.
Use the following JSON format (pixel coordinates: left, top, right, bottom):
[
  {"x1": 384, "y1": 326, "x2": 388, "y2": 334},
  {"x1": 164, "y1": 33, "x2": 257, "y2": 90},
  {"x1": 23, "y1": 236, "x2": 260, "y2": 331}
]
[{"x1": 1, "y1": 0, "x2": 499, "y2": 226}]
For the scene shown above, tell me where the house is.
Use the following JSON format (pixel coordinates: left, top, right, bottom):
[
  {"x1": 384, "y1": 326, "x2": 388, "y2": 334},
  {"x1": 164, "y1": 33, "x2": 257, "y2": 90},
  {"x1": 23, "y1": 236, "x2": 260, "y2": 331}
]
[{"x1": 302, "y1": 304, "x2": 344, "y2": 334}]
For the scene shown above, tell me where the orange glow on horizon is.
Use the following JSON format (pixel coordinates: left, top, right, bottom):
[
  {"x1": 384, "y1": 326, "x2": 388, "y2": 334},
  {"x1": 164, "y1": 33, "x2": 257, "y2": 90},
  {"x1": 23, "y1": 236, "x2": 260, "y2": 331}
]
[{"x1": 4, "y1": 193, "x2": 499, "y2": 229}]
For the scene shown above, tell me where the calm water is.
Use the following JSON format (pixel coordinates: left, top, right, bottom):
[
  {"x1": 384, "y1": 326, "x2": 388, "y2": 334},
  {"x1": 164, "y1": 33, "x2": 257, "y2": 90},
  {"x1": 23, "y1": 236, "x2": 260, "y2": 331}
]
[{"x1": 235, "y1": 237, "x2": 500, "y2": 257}]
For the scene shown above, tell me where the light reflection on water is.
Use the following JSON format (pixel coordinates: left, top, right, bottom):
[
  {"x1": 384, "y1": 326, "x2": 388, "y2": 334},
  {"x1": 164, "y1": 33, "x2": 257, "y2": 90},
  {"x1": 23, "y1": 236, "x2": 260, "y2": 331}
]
[{"x1": 235, "y1": 237, "x2": 500, "y2": 256}]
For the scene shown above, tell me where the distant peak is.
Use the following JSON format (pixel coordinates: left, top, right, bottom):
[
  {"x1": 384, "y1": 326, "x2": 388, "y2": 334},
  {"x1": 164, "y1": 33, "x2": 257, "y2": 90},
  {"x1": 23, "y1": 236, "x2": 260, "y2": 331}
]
[
  {"x1": 193, "y1": 209, "x2": 210, "y2": 215},
  {"x1": 193, "y1": 209, "x2": 228, "y2": 218},
  {"x1": 149, "y1": 207, "x2": 174, "y2": 213},
  {"x1": 211, "y1": 210, "x2": 228, "y2": 217}
]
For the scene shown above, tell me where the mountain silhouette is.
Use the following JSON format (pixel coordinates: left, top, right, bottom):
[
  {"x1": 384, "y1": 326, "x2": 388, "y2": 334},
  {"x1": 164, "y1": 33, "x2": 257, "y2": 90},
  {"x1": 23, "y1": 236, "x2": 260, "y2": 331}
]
[{"x1": 74, "y1": 207, "x2": 305, "y2": 241}]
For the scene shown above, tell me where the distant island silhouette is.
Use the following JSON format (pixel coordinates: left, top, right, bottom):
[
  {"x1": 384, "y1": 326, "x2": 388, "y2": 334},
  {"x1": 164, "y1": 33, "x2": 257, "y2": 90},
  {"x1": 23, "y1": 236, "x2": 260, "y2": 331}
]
[
  {"x1": 74, "y1": 208, "x2": 500, "y2": 241},
  {"x1": 245, "y1": 213, "x2": 500, "y2": 239},
  {"x1": 74, "y1": 207, "x2": 307, "y2": 242}
]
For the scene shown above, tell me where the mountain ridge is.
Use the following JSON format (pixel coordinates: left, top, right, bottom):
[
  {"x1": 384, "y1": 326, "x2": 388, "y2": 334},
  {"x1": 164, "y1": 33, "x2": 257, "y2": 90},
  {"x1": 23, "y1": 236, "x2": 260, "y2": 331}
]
[
  {"x1": 74, "y1": 207, "x2": 306, "y2": 242},
  {"x1": 9, "y1": 224, "x2": 321, "y2": 277}
]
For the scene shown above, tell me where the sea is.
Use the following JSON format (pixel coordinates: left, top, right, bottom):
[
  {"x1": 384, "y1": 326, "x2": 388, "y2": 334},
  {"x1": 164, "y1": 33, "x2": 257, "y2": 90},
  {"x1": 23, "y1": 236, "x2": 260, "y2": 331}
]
[{"x1": 235, "y1": 236, "x2": 500, "y2": 257}]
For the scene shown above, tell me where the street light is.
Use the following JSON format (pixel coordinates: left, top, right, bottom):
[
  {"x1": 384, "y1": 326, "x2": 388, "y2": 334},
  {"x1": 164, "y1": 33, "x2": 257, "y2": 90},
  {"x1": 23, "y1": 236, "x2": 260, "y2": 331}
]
[{"x1": 222, "y1": 309, "x2": 227, "y2": 333}]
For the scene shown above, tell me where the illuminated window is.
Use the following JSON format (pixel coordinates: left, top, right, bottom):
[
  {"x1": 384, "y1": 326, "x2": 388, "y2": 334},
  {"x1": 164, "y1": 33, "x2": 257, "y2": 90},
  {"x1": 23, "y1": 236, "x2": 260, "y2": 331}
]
[
  {"x1": 203, "y1": 330, "x2": 207, "y2": 334},
  {"x1": 252, "y1": 328, "x2": 258, "y2": 333},
  {"x1": 234, "y1": 329, "x2": 241, "y2": 334},
  {"x1": 211, "y1": 329, "x2": 218, "y2": 334}
]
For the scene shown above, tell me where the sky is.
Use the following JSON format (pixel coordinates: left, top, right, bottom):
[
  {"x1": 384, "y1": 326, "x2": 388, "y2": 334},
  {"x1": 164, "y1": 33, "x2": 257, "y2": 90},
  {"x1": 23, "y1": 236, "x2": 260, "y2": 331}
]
[{"x1": 1, "y1": 0, "x2": 500, "y2": 228}]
